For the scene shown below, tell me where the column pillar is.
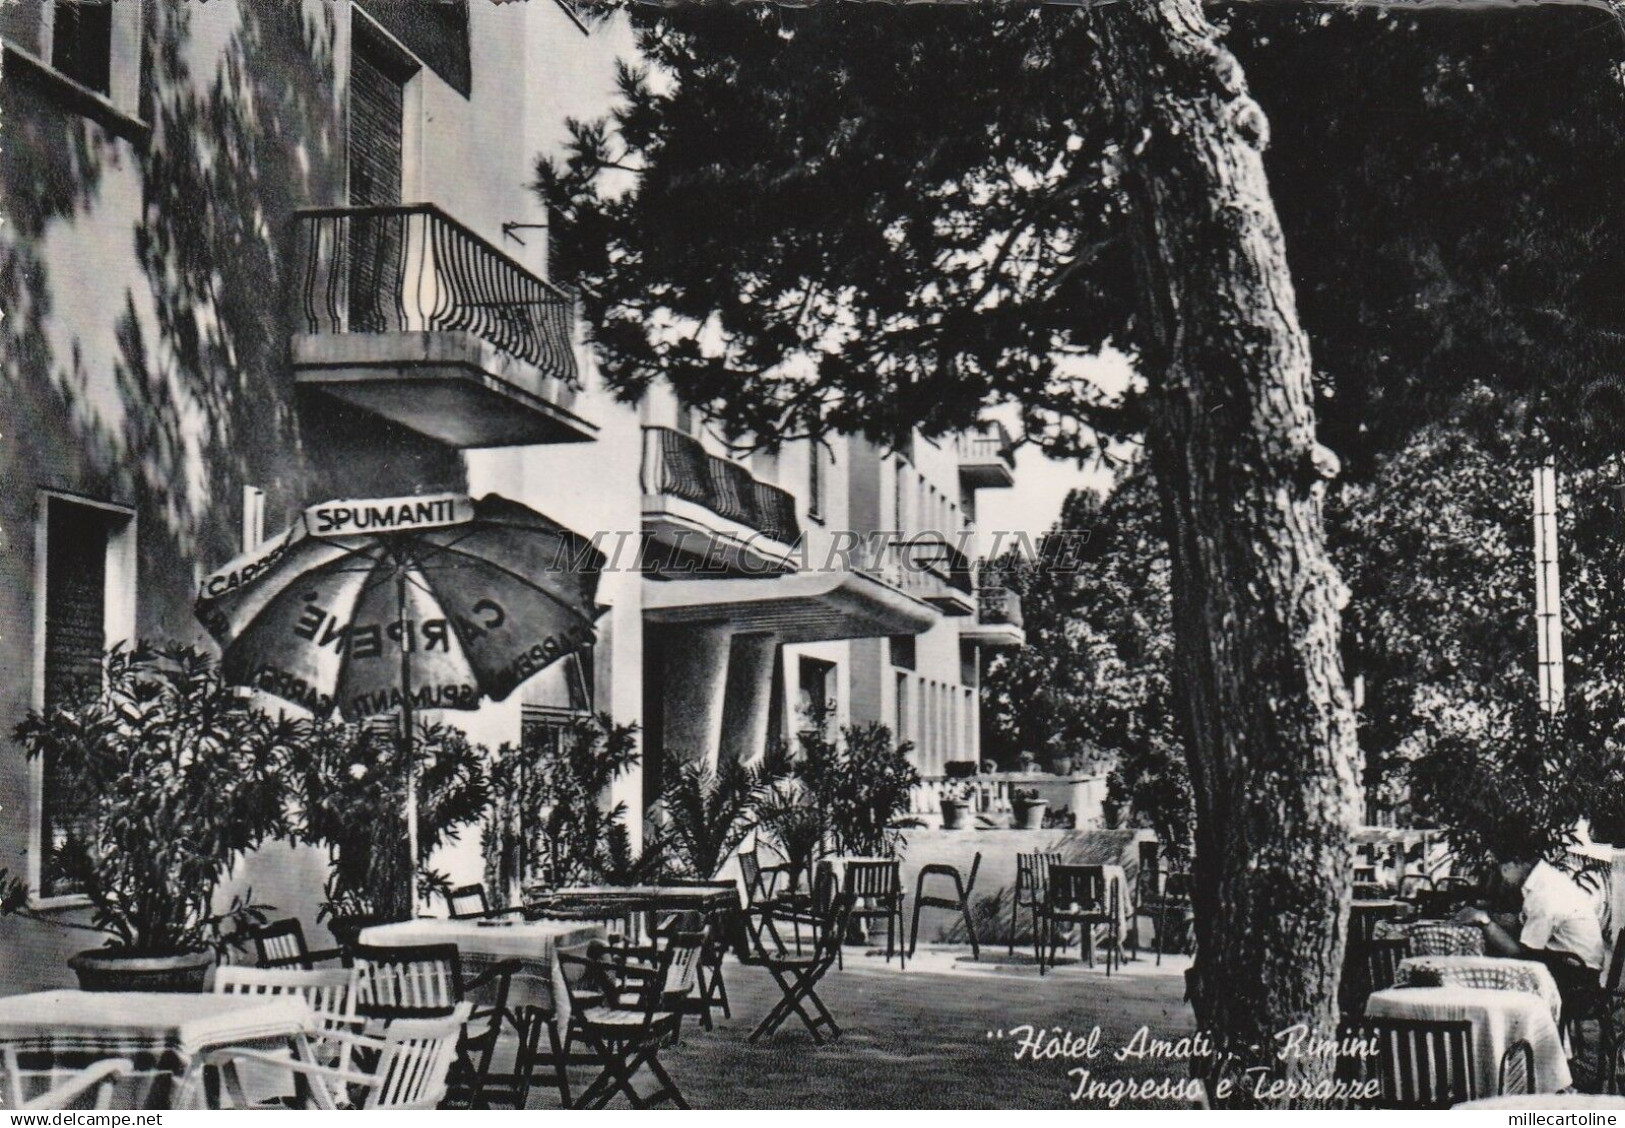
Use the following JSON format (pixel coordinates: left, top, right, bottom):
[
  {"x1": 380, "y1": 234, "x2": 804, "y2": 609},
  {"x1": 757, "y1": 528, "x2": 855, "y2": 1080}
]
[
  {"x1": 661, "y1": 625, "x2": 731, "y2": 775},
  {"x1": 720, "y1": 633, "x2": 778, "y2": 766}
]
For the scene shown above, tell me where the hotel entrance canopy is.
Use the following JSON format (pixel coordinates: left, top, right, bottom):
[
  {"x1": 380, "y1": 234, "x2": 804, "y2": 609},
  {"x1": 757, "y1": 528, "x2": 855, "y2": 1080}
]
[{"x1": 642, "y1": 568, "x2": 936, "y2": 643}]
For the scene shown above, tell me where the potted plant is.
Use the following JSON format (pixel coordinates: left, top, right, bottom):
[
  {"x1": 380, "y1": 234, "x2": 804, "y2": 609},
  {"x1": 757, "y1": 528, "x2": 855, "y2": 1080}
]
[
  {"x1": 1050, "y1": 753, "x2": 1074, "y2": 777},
  {"x1": 1017, "y1": 750, "x2": 1038, "y2": 774},
  {"x1": 939, "y1": 782, "x2": 974, "y2": 830},
  {"x1": 1011, "y1": 787, "x2": 1049, "y2": 831},
  {"x1": 13, "y1": 643, "x2": 292, "y2": 991},
  {"x1": 294, "y1": 715, "x2": 495, "y2": 924}
]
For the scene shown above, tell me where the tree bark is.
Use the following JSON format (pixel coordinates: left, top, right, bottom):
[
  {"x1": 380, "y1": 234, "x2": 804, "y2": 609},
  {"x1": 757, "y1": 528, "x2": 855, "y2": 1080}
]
[{"x1": 1097, "y1": 0, "x2": 1361, "y2": 1107}]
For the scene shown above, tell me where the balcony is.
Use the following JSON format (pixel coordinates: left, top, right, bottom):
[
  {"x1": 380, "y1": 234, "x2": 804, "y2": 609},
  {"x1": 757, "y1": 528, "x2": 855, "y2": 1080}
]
[
  {"x1": 641, "y1": 426, "x2": 801, "y2": 576},
  {"x1": 962, "y1": 584, "x2": 1026, "y2": 648},
  {"x1": 290, "y1": 204, "x2": 596, "y2": 448},
  {"x1": 955, "y1": 423, "x2": 1016, "y2": 490},
  {"x1": 856, "y1": 535, "x2": 975, "y2": 616}
]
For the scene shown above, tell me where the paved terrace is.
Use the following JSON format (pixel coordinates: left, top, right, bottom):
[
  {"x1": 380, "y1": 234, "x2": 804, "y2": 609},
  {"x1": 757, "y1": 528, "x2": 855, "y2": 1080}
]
[{"x1": 532, "y1": 946, "x2": 1197, "y2": 1110}]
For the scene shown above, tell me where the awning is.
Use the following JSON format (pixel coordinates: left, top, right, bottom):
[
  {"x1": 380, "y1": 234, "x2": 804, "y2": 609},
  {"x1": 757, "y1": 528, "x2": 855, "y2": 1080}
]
[{"x1": 642, "y1": 569, "x2": 937, "y2": 643}]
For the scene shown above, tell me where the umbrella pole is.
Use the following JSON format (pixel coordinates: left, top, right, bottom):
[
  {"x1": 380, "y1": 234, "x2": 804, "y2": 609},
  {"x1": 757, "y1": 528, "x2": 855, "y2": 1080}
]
[{"x1": 398, "y1": 569, "x2": 418, "y2": 916}]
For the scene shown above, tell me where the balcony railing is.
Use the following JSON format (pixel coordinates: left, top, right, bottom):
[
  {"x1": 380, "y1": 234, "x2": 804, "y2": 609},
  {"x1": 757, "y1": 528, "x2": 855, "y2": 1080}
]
[
  {"x1": 954, "y1": 424, "x2": 1015, "y2": 470},
  {"x1": 641, "y1": 426, "x2": 801, "y2": 545},
  {"x1": 295, "y1": 203, "x2": 577, "y2": 384},
  {"x1": 977, "y1": 586, "x2": 1023, "y2": 628},
  {"x1": 853, "y1": 534, "x2": 974, "y2": 609}
]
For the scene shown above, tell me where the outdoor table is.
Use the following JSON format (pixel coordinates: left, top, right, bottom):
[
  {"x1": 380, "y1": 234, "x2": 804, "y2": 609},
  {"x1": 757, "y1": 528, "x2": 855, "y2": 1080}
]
[
  {"x1": 0, "y1": 989, "x2": 320, "y2": 1109},
  {"x1": 1366, "y1": 986, "x2": 1571, "y2": 1097},
  {"x1": 1350, "y1": 899, "x2": 1409, "y2": 946},
  {"x1": 360, "y1": 916, "x2": 605, "y2": 1108},
  {"x1": 528, "y1": 885, "x2": 739, "y2": 942},
  {"x1": 1396, "y1": 956, "x2": 1562, "y2": 1025},
  {"x1": 1372, "y1": 917, "x2": 1485, "y2": 957}
]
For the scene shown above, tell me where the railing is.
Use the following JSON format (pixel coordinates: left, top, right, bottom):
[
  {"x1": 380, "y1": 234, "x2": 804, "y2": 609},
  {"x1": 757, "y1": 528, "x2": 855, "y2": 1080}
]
[
  {"x1": 640, "y1": 427, "x2": 801, "y2": 545},
  {"x1": 856, "y1": 534, "x2": 974, "y2": 600},
  {"x1": 294, "y1": 204, "x2": 578, "y2": 384},
  {"x1": 977, "y1": 585, "x2": 1024, "y2": 628},
  {"x1": 911, "y1": 775, "x2": 1012, "y2": 816},
  {"x1": 954, "y1": 424, "x2": 1015, "y2": 469}
]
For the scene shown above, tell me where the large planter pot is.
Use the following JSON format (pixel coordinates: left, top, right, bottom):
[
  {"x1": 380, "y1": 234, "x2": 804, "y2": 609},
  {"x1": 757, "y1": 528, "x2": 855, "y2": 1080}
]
[
  {"x1": 68, "y1": 948, "x2": 215, "y2": 993},
  {"x1": 1013, "y1": 800, "x2": 1049, "y2": 831},
  {"x1": 1050, "y1": 756, "x2": 1073, "y2": 776},
  {"x1": 940, "y1": 799, "x2": 972, "y2": 830}
]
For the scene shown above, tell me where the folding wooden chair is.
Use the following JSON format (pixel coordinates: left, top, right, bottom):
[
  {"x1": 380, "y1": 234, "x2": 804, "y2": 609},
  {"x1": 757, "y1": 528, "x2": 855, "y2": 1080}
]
[
  {"x1": 909, "y1": 851, "x2": 981, "y2": 960},
  {"x1": 207, "y1": 1004, "x2": 470, "y2": 1109},
  {"x1": 1036, "y1": 864, "x2": 1121, "y2": 975},
  {"x1": 557, "y1": 942, "x2": 687, "y2": 1109},
  {"x1": 745, "y1": 893, "x2": 854, "y2": 1045},
  {"x1": 841, "y1": 859, "x2": 906, "y2": 968},
  {"x1": 248, "y1": 918, "x2": 343, "y2": 971},
  {"x1": 1010, "y1": 851, "x2": 1060, "y2": 956},
  {"x1": 350, "y1": 942, "x2": 519, "y2": 1109}
]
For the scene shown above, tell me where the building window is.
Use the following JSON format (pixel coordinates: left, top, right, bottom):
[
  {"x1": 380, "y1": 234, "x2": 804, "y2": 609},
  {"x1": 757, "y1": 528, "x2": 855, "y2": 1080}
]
[
  {"x1": 888, "y1": 635, "x2": 915, "y2": 671},
  {"x1": 36, "y1": 495, "x2": 133, "y2": 900},
  {"x1": 798, "y1": 656, "x2": 835, "y2": 727},
  {"x1": 893, "y1": 672, "x2": 910, "y2": 745},
  {"x1": 807, "y1": 447, "x2": 826, "y2": 523},
  {"x1": 50, "y1": 0, "x2": 111, "y2": 96},
  {"x1": 355, "y1": 0, "x2": 471, "y2": 98},
  {"x1": 241, "y1": 485, "x2": 266, "y2": 553}
]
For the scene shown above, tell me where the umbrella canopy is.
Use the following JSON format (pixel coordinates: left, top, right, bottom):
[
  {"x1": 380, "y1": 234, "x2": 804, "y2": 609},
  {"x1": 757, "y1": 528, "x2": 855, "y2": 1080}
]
[
  {"x1": 196, "y1": 492, "x2": 604, "y2": 721},
  {"x1": 195, "y1": 492, "x2": 606, "y2": 894}
]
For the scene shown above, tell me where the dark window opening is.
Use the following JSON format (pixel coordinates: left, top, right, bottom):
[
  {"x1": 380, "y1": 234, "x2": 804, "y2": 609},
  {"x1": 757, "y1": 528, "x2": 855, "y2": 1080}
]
[
  {"x1": 41, "y1": 498, "x2": 121, "y2": 898},
  {"x1": 51, "y1": 0, "x2": 111, "y2": 95},
  {"x1": 356, "y1": 0, "x2": 471, "y2": 98}
]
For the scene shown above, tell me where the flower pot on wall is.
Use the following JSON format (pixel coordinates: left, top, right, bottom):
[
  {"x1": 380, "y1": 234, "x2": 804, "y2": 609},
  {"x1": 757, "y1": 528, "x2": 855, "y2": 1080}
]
[
  {"x1": 68, "y1": 949, "x2": 215, "y2": 993},
  {"x1": 1051, "y1": 756, "x2": 1073, "y2": 777},
  {"x1": 941, "y1": 799, "x2": 972, "y2": 830},
  {"x1": 1013, "y1": 799, "x2": 1049, "y2": 831}
]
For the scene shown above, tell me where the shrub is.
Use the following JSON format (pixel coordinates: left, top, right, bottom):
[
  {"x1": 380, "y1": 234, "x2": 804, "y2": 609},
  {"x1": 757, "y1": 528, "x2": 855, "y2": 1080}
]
[{"x1": 13, "y1": 643, "x2": 293, "y2": 955}]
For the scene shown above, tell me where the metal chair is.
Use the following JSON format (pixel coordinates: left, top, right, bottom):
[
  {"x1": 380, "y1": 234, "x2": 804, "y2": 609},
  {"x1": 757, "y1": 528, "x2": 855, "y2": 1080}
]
[
  {"x1": 909, "y1": 851, "x2": 981, "y2": 960},
  {"x1": 207, "y1": 1004, "x2": 470, "y2": 1109},
  {"x1": 1500, "y1": 1039, "x2": 1536, "y2": 1097},
  {"x1": 2, "y1": 1049, "x2": 132, "y2": 1110},
  {"x1": 248, "y1": 918, "x2": 343, "y2": 971},
  {"x1": 557, "y1": 941, "x2": 687, "y2": 1109},
  {"x1": 350, "y1": 942, "x2": 519, "y2": 1109},
  {"x1": 1036, "y1": 864, "x2": 1121, "y2": 975},
  {"x1": 841, "y1": 859, "x2": 906, "y2": 968},
  {"x1": 1009, "y1": 851, "x2": 1060, "y2": 956},
  {"x1": 1137, "y1": 867, "x2": 1194, "y2": 965}
]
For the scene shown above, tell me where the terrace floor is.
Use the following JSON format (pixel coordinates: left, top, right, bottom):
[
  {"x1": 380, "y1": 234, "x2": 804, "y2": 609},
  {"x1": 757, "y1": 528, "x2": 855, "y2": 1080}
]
[{"x1": 527, "y1": 944, "x2": 1198, "y2": 1110}]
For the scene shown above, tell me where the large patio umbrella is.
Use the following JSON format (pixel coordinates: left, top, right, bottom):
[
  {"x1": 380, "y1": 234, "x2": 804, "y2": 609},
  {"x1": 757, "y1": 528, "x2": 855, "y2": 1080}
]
[{"x1": 195, "y1": 491, "x2": 605, "y2": 880}]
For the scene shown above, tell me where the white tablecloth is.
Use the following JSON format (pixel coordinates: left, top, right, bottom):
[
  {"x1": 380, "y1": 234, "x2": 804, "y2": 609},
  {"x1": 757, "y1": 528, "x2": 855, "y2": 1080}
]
[
  {"x1": 1366, "y1": 986, "x2": 1571, "y2": 1097},
  {"x1": 1396, "y1": 956, "x2": 1562, "y2": 1025},
  {"x1": 360, "y1": 917, "x2": 604, "y2": 1027}
]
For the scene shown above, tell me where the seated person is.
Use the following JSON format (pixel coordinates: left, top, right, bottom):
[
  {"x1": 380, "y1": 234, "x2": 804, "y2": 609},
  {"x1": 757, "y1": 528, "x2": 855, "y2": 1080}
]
[{"x1": 1452, "y1": 845, "x2": 1605, "y2": 1016}]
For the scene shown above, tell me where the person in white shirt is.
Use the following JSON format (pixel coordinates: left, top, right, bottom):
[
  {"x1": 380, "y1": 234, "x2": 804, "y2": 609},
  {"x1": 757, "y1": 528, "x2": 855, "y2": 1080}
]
[{"x1": 1453, "y1": 847, "x2": 1605, "y2": 1016}]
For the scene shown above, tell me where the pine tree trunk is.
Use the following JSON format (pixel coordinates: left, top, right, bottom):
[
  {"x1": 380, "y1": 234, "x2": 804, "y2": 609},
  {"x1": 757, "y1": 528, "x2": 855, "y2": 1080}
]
[{"x1": 1097, "y1": 0, "x2": 1361, "y2": 1106}]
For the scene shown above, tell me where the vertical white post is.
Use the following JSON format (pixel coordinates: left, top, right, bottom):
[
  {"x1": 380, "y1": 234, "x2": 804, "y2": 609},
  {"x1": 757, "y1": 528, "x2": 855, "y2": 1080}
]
[
  {"x1": 1533, "y1": 463, "x2": 1564, "y2": 713},
  {"x1": 241, "y1": 486, "x2": 265, "y2": 553}
]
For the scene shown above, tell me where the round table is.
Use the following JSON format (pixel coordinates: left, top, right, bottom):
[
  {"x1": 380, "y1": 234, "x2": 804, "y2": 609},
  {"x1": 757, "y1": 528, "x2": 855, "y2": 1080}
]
[
  {"x1": 1366, "y1": 986, "x2": 1571, "y2": 1098},
  {"x1": 1395, "y1": 955, "x2": 1562, "y2": 1025}
]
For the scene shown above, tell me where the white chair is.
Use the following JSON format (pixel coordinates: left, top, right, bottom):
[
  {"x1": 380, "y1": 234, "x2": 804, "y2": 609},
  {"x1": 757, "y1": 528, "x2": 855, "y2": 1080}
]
[
  {"x1": 213, "y1": 965, "x2": 360, "y2": 1106},
  {"x1": 2, "y1": 1048, "x2": 133, "y2": 1110},
  {"x1": 206, "y1": 1003, "x2": 471, "y2": 1110}
]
